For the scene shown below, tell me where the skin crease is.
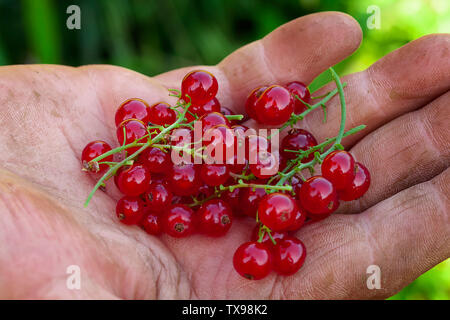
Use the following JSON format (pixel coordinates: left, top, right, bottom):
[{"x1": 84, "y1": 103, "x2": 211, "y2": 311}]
[{"x1": 0, "y1": 12, "x2": 448, "y2": 299}]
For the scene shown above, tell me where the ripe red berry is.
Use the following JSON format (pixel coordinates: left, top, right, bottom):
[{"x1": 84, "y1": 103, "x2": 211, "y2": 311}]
[
  {"x1": 181, "y1": 70, "x2": 218, "y2": 105},
  {"x1": 299, "y1": 176, "x2": 338, "y2": 215},
  {"x1": 245, "y1": 86, "x2": 268, "y2": 122},
  {"x1": 221, "y1": 187, "x2": 241, "y2": 215},
  {"x1": 285, "y1": 81, "x2": 311, "y2": 115},
  {"x1": 249, "y1": 151, "x2": 279, "y2": 179},
  {"x1": 250, "y1": 226, "x2": 288, "y2": 248},
  {"x1": 144, "y1": 182, "x2": 172, "y2": 213},
  {"x1": 203, "y1": 124, "x2": 235, "y2": 163},
  {"x1": 321, "y1": 150, "x2": 356, "y2": 190},
  {"x1": 339, "y1": 162, "x2": 371, "y2": 201},
  {"x1": 186, "y1": 97, "x2": 221, "y2": 122},
  {"x1": 273, "y1": 237, "x2": 306, "y2": 276},
  {"x1": 220, "y1": 106, "x2": 240, "y2": 124},
  {"x1": 233, "y1": 241, "x2": 272, "y2": 280},
  {"x1": 254, "y1": 85, "x2": 294, "y2": 126},
  {"x1": 81, "y1": 140, "x2": 113, "y2": 173},
  {"x1": 286, "y1": 206, "x2": 307, "y2": 232},
  {"x1": 115, "y1": 164, "x2": 151, "y2": 196},
  {"x1": 141, "y1": 211, "x2": 162, "y2": 235},
  {"x1": 258, "y1": 193, "x2": 298, "y2": 231},
  {"x1": 168, "y1": 164, "x2": 201, "y2": 196},
  {"x1": 116, "y1": 196, "x2": 145, "y2": 225},
  {"x1": 148, "y1": 102, "x2": 176, "y2": 126},
  {"x1": 200, "y1": 164, "x2": 230, "y2": 186},
  {"x1": 197, "y1": 199, "x2": 233, "y2": 237},
  {"x1": 116, "y1": 119, "x2": 147, "y2": 154},
  {"x1": 200, "y1": 112, "x2": 231, "y2": 133},
  {"x1": 239, "y1": 185, "x2": 267, "y2": 218},
  {"x1": 162, "y1": 204, "x2": 195, "y2": 237},
  {"x1": 281, "y1": 129, "x2": 317, "y2": 162},
  {"x1": 139, "y1": 147, "x2": 172, "y2": 173},
  {"x1": 115, "y1": 98, "x2": 150, "y2": 127}
]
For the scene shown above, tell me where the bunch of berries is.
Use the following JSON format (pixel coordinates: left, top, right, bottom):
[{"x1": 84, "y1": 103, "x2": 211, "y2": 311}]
[{"x1": 81, "y1": 68, "x2": 370, "y2": 280}]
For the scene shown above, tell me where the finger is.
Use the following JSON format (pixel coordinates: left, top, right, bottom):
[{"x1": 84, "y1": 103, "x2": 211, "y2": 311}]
[
  {"x1": 156, "y1": 12, "x2": 362, "y2": 111},
  {"x1": 337, "y1": 90, "x2": 450, "y2": 214},
  {"x1": 303, "y1": 34, "x2": 450, "y2": 147},
  {"x1": 275, "y1": 167, "x2": 449, "y2": 299}
]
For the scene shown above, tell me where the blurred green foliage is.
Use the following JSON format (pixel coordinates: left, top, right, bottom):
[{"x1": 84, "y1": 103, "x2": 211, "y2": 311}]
[{"x1": 0, "y1": 0, "x2": 448, "y2": 299}]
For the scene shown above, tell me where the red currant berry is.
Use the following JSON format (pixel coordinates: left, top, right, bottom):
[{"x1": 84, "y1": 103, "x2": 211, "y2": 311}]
[
  {"x1": 200, "y1": 112, "x2": 231, "y2": 133},
  {"x1": 299, "y1": 176, "x2": 338, "y2": 215},
  {"x1": 233, "y1": 241, "x2": 272, "y2": 280},
  {"x1": 141, "y1": 211, "x2": 162, "y2": 235},
  {"x1": 245, "y1": 86, "x2": 268, "y2": 121},
  {"x1": 222, "y1": 187, "x2": 241, "y2": 215},
  {"x1": 285, "y1": 81, "x2": 311, "y2": 115},
  {"x1": 139, "y1": 147, "x2": 172, "y2": 173},
  {"x1": 281, "y1": 129, "x2": 317, "y2": 162},
  {"x1": 273, "y1": 236, "x2": 306, "y2": 276},
  {"x1": 240, "y1": 185, "x2": 266, "y2": 218},
  {"x1": 181, "y1": 70, "x2": 218, "y2": 105},
  {"x1": 162, "y1": 204, "x2": 195, "y2": 237},
  {"x1": 148, "y1": 102, "x2": 176, "y2": 126},
  {"x1": 115, "y1": 98, "x2": 150, "y2": 127},
  {"x1": 116, "y1": 196, "x2": 145, "y2": 225},
  {"x1": 258, "y1": 193, "x2": 298, "y2": 231},
  {"x1": 186, "y1": 97, "x2": 221, "y2": 122},
  {"x1": 250, "y1": 226, "x2": 288, "y2": 248},
  {"x1": 200, "y1": 164, "x2": 230, "y2": 187},
  {"x1": 203, "y1": 124, "x2": 235, "y2": 163},
  {"x1": 246, "y1": 135, "x2": 271, "y2": 162},
  {"x1": 321, "y1": 150, "x2": 356, "y2": 190},
  {"x1": 339, "y1": 162, "x2": 371, "y2": 201},
  {"x1": 116, "y1": 119, "x2": 147, "y2": 154},
  {"x1": 144, "y1": 182, "x2": 172, "y2": 213},
  {"x1": 169, "y1": 127, "x2": 193, "y2": 148},
  {"x1": 81, "y1": 140, "x2": 113, "y2": 173},
  {"x1": 249, "y1": 151, "x2": 279, "y2": 179},
  {"x1": 168, "y1": 164, "x2": 201, "y2": 196},
  {"x1": 197, "y1": 199, "x2": 233, "y2": 237},
  {"x1": 254, "y1": 85, "x2": 294, "y2": 126},
  {"x1": 286, "y1": 206, "x2": 307, "y2": 232},
  {"x1": 116, "y1": 164, "x2": 151, "y2": 196},
  {"x1": 220, "y1": 106, "x2": 240, "y2": 124}
]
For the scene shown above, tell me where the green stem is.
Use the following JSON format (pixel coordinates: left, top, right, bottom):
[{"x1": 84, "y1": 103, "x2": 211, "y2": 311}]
[{"x1": 224, "y1": 114, "x2": 244, "y2": 121}]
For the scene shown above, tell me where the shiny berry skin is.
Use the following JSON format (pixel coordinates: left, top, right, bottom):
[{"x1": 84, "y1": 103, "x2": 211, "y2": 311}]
[
  {"x1": 181, "y1": 70, "x2": 218, "y2": 105},
  {"x1": 286, "y1": 206, "x2": 307, "y2": 232},
  {"x1": 273, "y1": 237, "x2": 306, "y2": 276},
  {"x1": 246, "y1": 135, "x2": 271, "y2": 162},
  {"x1": 222, "y1": 187, "x2": 241, "y2": 215},
  {"x1": 139, "y1": 147, "x2": 172, "y2": 173},
  {"x1": 168, "y1": 164, "x2": 201, "y2": 196},
  {"x1": 258, "y1": 193, "x2": 298, "y2": 231},
  {"x1": 115, "y1": 164, "x2": 151, "y2": 196},
  {"x1": 281, "y1": 129, "x2": 317, "y2": 162},
  {"x1": 81, "y1": 140, "x2": 113, "y2": 173},
  {"x1": 249, "y1": 151, "x2": 279, "y2": 179},
  {"x1": 148, "y1": 102, "x2": 176, "y2": 126},
  {"x1": 116, "y1": 196, "x2": 145, "y2": 225},
  {"x1": 144, "y1": 183, "x2": 172, "y2": 213},
  {"x1": 321, "y1": 150, "x2": 356, "y2": 190},
  {"x1": 251, "y1": 226, "x2": 288, "y2": 248},
  {"x1": 200, "y1": 112, "x2": 230, "y2": 133},
  {"x1": 203, "y1": 124, "x2": 235, "y2": 163},
  {"x1": 200, "y1": 164, "x2": 230, "y2": 187},
  {"x1": 197, "y1": 199, "x2": 233, "y2": 237},
  {"x1": 254, "y1": 85, "x2": 294, "y2": 126},
  {"x1": 245, "y1": 86, "x2": 268, "y2": 121},
  {"x1": 233, "y1": 241, "x2": 272, "y2": 280},
  {"x1": 116, "y1": 119, "x2": 147, "y2": 154},
  {"x1": 299, "y1": 176, "x2": 339, "y2": 215},
  {"x1": 285, "y1": 81, "x2": 311, "y2": 115},
  {"x1": 339, "y1": 162, "x2": 371, "y2": 201},
  {"x1": 239, "y1": 185, "x2": 267, "y2": 218},
  {"x1": 186, "y1": 97, "x2": 221, "y2": 122},
  {"x1": 141, "y1": 211, "x2": 162, "y2": 235},
  {"x1": 162, "y1": 204, "x2": 195, "y2": 237},
  {"x1": 115, "y1": 98, "x2": 150, "y2": 127}
]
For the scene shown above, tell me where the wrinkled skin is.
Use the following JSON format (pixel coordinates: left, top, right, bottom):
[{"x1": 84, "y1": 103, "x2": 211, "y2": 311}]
[{"x1": 0, "y1": 12, "x2": 448, "y2": 299}]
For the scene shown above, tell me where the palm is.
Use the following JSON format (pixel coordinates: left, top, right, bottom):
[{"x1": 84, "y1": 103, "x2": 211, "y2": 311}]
[{"x1": 0, "y1": 13, "x2": 448, "y2": 299}]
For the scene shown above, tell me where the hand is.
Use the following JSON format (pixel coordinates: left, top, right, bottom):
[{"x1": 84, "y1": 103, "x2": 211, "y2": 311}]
[{"x1": 0, "y1": 12, "x2": 448, "y2": 299}]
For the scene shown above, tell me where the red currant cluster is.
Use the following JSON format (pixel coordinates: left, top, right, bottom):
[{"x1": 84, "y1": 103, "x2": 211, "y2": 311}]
[{"x1": 81, "y1": 68, "x2": 370, "y2": 281}]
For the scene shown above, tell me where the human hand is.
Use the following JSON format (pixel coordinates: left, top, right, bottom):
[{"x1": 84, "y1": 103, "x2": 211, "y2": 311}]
[{"x1": 0, "y1": 12, "x2": 448, "y2": 299}]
